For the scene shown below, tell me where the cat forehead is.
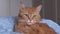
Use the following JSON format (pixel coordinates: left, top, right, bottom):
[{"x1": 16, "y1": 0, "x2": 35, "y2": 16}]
[{"x1": 22, "y1": 7, "x2": 38, "y2": 14}]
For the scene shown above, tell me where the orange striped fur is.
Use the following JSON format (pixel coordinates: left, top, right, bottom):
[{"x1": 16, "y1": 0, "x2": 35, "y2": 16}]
[{"x1": 14, "y1": 4, "x2": 57, "y2": 34}]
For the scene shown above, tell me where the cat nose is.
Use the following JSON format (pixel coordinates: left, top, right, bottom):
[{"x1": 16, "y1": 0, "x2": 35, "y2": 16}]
[
  {"x1": 29, "y1": 18, "x2": 32, "y2": 21},
  {"x1": 31, "y1": 20, "x2": 34, "y2": 23},
  {"x1": 27, "y1": 20, "x2": 33, "y2": 23},
  {"x1": 27, "y1": 20, "x2": 31, "y2": 23}
]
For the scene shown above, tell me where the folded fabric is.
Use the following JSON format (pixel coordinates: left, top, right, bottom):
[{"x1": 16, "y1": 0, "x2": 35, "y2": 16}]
[
  {"x1": 40, "y1": 19, "x2": 60, "y2": 34},
  {"x1": 0, "y1": 16, "x2": 21, "y2": 34},
  {"x1": 0, "y1": 16, "x2": 60, "y2": 34}
]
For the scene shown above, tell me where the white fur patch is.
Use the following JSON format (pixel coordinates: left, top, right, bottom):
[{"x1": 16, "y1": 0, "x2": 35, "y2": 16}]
[{"x1": 26, "y1": 20, "x2": 36, "y2": 25}]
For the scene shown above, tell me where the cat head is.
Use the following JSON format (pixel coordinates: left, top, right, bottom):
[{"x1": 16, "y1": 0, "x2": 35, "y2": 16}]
[{"x1": 19, "y1": 3, "x2": 42, "y2": 25}]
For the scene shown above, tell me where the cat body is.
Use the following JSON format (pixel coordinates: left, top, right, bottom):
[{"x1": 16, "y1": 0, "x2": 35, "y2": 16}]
[
  {"x1": 14, "y1": 3, "x2": 57, "y2": 34},
  {"x1": 14, "y1": 22, "x2": 56, "y2": 34}
]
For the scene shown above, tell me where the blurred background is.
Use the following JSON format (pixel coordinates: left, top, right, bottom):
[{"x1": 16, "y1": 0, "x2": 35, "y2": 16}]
[{"x1": 0, "y1": 0, "x2": 60, "y2": 25}]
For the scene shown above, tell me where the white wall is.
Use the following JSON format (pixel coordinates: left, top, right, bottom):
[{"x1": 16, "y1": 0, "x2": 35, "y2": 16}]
[
  {"x1": 0, "y1": 0, "x2": 9, "y2": 16},
  {"x1": 9, "y1": 0, "x2": 19, "y2": 16},
  {"x1": 0, "y1": 0, "x2": 32, "y2": 16}
]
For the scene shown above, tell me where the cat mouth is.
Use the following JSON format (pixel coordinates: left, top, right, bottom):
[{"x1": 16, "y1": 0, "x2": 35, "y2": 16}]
[
  {"x1": 26, "y1": 20, "x2": 37, "y2": 25},
  {"x1": 26, "y1": 22, "x2": 35, "y2": 25}
]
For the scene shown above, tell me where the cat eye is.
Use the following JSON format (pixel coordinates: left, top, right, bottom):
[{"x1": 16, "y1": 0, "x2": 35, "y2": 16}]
[
  {"x1": 33, "y1": 15, "x2": 36, "y2": 18},
  {"x1": 24, "y1": 14, "x2": 29, "y2": 17}
]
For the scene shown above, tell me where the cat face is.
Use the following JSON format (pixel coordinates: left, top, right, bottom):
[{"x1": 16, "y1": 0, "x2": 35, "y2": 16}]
[{"x1": 19, "y1": 4, "x2": 42, "y2": 25}]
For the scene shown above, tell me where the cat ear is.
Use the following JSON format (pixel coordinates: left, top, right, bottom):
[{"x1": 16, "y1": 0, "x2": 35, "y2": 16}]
[
  {"x1": 36, "y1": 5, "x2": 42, "y2": 12},
  {"x1": 19, "y1": 3, "x2": 26, "y2": 10}
]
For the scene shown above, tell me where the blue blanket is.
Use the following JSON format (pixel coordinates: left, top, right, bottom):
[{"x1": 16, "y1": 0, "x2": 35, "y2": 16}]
[{"x1": 0, "y1": 16, "x2": 60, "y2": 34}]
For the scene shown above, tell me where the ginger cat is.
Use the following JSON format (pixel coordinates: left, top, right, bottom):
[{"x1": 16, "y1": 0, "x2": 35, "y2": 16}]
[{"x1": 14, "y1": 3, "x2": 57, "y2": 34}]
